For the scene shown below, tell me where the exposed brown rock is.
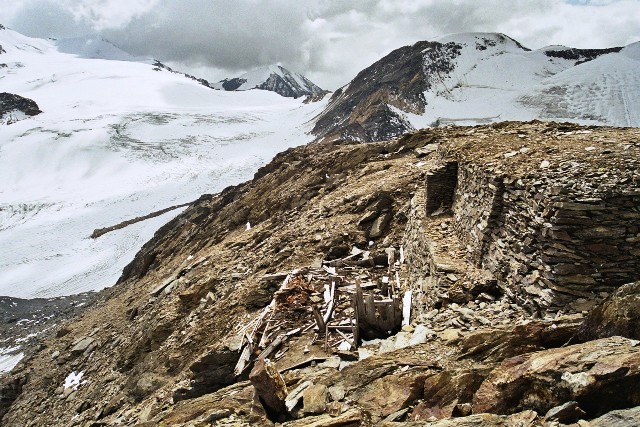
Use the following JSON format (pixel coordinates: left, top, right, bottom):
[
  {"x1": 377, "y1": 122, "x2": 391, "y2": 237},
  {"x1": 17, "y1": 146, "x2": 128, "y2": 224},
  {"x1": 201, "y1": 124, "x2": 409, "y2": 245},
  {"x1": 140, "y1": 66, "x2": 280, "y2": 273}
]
[
  {"x1": 354, "y1": 371, "x2": 426, "y2": 420},
  {"x1": 2, "y1": 122, "x2": 640, "y2": 427},
  {"x1": 412, "y1": 367, "x2": 491, "y2": 420},
  {"x1": 303, "y1": 384, "x2": 328, "y2": 414},
  {"x1": 249, "y1": 359, "x2": 289, "y2": 419},
  {"x1": 589, "y1": 406, "x2": 640, "y2": 427},
  {"x1": 458, "y1": 317, "x2": 582, "y2": 362},
  {"x1": 577, "y1": 281, "x2": 640, "y2": 341},
  {"x1": 472, "y1": 336, "x2": 640, "y2": 417}
]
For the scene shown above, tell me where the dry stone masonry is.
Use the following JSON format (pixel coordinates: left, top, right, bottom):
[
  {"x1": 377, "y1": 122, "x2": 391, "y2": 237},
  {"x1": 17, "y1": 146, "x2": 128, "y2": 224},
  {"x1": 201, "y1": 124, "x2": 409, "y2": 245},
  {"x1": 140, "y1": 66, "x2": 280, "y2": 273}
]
[{"x1": 405, "y1": 122, "x2": 640, "y2": 315}]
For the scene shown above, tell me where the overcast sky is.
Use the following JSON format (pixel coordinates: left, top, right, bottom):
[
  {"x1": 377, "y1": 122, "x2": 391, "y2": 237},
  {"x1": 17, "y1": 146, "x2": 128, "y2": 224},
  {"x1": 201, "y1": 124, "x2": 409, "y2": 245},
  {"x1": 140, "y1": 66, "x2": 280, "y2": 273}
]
[{"x1": 2, "y1": 0, "x2": 639, "y2": 89}]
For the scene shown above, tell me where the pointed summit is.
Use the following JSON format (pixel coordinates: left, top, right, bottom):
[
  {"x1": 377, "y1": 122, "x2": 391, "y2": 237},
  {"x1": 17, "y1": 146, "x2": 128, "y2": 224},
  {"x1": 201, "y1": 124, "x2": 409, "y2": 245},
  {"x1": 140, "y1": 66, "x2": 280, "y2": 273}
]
[{"x1": 213, "y1": 65, "x2": 326, "y2": 98}]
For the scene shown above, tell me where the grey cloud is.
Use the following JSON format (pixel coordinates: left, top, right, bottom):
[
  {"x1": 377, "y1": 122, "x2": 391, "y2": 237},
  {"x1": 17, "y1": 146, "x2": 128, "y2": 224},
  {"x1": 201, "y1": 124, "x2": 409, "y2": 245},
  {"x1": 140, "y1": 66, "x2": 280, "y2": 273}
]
[
  {"x1": 8, "y1": 0, "x2": 94, "y2": 39},
  {"x1": 4, "y1": 0, "x2": 640, "y2": 89}
]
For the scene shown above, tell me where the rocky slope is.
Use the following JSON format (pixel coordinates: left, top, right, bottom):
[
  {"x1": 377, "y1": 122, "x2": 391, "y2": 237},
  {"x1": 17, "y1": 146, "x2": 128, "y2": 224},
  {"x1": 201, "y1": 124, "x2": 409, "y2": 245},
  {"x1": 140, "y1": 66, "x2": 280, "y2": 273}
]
[
  {"x1": 312, "y1": 33, "x2": 640, "y2": 142},
  {"x1": 213, "y1": 65, "x2": 327, "y2": 99},
  {"x1": 1, "y1": 121, "x2": 639, "y2": 426},
  {"x1": 0, "y1": 92, "x2": 42, "y2": 124}
]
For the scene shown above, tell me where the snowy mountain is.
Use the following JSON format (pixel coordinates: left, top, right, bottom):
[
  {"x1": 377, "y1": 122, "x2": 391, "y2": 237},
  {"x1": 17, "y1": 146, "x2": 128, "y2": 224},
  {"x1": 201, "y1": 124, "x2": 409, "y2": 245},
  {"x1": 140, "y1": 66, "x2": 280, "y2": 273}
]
[
  {"x1": 53, "y1": 36, "x2": 145, "y2": 62},
  {"x1": 213, "y1": 65, "x2": 326, "y2": 98},
  {"x1": 0, "y1": 26, "x2": 327, "y2": 298},
  {"x1": 313, "y1": 32, "x2": 640, "y2": 142}
]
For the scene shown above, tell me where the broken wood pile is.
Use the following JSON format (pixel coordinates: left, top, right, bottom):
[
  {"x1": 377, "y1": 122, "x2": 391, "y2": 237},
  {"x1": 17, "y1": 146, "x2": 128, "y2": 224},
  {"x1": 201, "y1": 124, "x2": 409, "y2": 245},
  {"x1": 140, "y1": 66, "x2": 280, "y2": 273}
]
[{"x1": 232, "y1": 246, "x2": 410, "y2": 378}]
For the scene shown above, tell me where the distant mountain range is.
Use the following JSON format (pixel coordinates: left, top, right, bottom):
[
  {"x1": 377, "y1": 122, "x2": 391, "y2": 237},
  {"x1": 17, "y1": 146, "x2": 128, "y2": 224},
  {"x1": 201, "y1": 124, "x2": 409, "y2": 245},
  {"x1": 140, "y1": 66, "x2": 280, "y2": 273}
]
[
  {"x1": 212, "y1": 65, "x2": 327, "y2": 99},
  {"x1": 313, "y1": 32, "x2": 640, "y2": 142},
  {"x1": 1, "y1": 24, "x2": 639, "y2": 299}
]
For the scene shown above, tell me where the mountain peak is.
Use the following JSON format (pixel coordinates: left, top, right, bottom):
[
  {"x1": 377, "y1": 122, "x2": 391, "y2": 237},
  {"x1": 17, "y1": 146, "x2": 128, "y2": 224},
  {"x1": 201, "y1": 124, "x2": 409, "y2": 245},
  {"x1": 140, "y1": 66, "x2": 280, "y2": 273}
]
[
  {"x1": 54, "y1": 36, "x2": 143, "y2": 61},
  {"x1": 436, "y1": 32, "x2": 531, "y2": 51},
  {"x1": 213, "y1": 65, "x2": 326, "y2": 99},
  {"x1": 313, "y1": 32, "x2": 639, "y2": 142}
]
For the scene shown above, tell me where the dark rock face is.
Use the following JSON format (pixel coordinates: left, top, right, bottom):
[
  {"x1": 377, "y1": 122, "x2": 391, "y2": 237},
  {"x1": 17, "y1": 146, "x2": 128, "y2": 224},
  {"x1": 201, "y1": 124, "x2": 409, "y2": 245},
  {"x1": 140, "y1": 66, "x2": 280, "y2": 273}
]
[
  {"x1": 221, "y1": 77, "x2": 246, "y2": 91},
  {"x1": 216, "y1": 66, "x2": 326, "y2": 99},
  {"x1": 255, "y1": 69, "x2": 324, "y2": 99},
  {"x1": 152, "y1": 60, "x2": 213, "y2": 89},
  {"x1": 577, "y1": 281, "x2": 640, "y2": 341},
  {"x1": 312, "y1": 40, "x2": 462, "y2": 142},
  {"x1": 0, "y1": 375, "x2": 26, "y2": 421},
  {"x1": 0, "y1": 93, "x2": 42, "y2": 120},
  {"x1": 544, "y1": 46, "x2": 622, "y2": 65}
]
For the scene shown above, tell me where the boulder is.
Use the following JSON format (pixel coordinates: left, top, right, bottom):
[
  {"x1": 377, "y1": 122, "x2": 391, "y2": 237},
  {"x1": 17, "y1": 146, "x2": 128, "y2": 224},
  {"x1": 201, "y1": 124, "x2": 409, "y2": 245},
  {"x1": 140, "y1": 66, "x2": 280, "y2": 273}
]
[
  {"x1": 249, "y1": 359, "x2": 288, "y2": 420},
  {"x1": 354, "y1": 372, "x2": 426, "y2": 420},
  {"x1": 459, "y1": 317, "x2": 581, "y2": 362},
  {"x1": 380, "y1": 410, "x2": 538, "y2": 426},
  {"x1": 70, "y1": 337, "x2": 96, "y2": 356},
  {"x1": 370, "y1": 211, "x2": 393, "y2": 239},
  {"x1": 577, "y1": 281, "x2": 640, "y2": 341},
  {"x1": 281, "y1": 409, "x2": 361, "y2": 426},
  {"x1": 412, "y1": 367, "x2": 492, "y2": 420},
  {"x1": 589, "y1": 406, "x2": 640, "y2": 427},
  {"x1": 543, "y1": 401, "x2": 586, "y2": 423},
  {"x1": 472, "y1": 336, "x2": 640, "y2": 417},
  {"x1": 303, "y1": 384, "x2": 328, "y2": 414}
]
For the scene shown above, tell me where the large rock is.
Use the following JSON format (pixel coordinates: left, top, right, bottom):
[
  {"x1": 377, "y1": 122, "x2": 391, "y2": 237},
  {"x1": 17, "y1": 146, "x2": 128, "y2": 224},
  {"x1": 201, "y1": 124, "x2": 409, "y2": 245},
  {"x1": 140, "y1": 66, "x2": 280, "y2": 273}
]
[
  {"x1": 589, "y1": 406, "x2": 640, "y2": 427},
  {"x1": 0, "y1": 92, "x2": 42, "y2": 119},
  {"x1": 459, "y1": 318, "x2": 581, "y2": 363},
  {"x1": 354, "y1": 372, "x2": 426, "y2": 420},
  {"x1": 281, "y1": 409, "x2": 362, "y2": 426},
  {"x1": 303, "y1": 384, "x2": 328, "y2": 415},
  {"x1": 412, "y1": 367, "x2": 491, "y2": 420},
  {"x1": 472, "y1": 336, "x2": 640, "y2": 417},
  {"x1": 249, "y1": 359, "x2": 288, "y2": 420},
  {"x1": 577, "y1": 281, "x2": 640, "y2": 341},
  {"x1": 69, "y1": 336, "x2": 96, "y2": 356}
]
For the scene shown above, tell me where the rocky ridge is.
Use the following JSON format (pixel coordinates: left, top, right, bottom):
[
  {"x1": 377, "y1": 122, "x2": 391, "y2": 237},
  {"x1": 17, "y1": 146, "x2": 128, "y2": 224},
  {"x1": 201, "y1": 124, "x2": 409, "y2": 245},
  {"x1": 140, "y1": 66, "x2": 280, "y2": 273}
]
[
  {"x1": 312, "y1": 33, "x2": 638, "y2": 143},
  {"x1": 213, "y1": 65, "x2": 327, "y2": 99},
  {"x1": 0, "y1": 121, "x2": 639, "y2": 426}
]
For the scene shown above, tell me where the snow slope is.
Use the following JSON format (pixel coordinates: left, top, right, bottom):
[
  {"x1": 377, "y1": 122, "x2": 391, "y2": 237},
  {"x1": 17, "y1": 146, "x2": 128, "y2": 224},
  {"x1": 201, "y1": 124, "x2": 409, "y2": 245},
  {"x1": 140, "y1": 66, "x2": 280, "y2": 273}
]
[
  {"x1": 54, "y1": 36, "x2": 145, "y2": 62},
  {"x1": 0, "y1": 27, "x2": 327, "y2": 298},
  {"x1": 406, "y1": 33, "x2": 640, "y2": 129}
]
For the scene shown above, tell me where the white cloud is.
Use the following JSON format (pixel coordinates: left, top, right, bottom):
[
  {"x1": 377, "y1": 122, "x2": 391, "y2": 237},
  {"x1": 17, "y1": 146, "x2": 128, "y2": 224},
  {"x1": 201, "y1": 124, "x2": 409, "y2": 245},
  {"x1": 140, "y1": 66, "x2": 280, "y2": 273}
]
[{"x1": 2, "y1": 0, "x2": 639, "y2": 89}]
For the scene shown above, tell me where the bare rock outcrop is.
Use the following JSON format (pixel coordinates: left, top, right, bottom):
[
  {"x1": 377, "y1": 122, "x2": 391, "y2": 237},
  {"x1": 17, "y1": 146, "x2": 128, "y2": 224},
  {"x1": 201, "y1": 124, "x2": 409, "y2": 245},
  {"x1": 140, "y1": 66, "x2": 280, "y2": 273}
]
[
  {"x1": 473, "y1": 336, "x2": 640, "y2": 417},
  {"x1": 0, "y1": 92, "x2": 42, "y2": 123},
  {"x1": 577, "y1": 281, "x2": 640, "y2": 341}
]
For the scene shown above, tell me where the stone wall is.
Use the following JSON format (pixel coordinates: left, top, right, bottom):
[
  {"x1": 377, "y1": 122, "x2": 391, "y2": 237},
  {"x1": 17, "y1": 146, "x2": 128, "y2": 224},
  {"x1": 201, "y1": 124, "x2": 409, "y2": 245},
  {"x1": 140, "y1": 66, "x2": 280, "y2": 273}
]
[{"x1": 447, "y1": 164, "x2": 640, "y2": 311}]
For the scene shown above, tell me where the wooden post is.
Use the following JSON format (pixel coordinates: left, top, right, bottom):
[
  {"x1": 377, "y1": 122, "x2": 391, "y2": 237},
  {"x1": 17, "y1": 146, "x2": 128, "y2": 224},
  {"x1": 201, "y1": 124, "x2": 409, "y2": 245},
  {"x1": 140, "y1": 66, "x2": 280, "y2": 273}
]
[
  {"x1": 351, "y1": 293, "x2": 360, "y2": 348},
  {"x1": 311, "y1": 306, "x2": 326, "y2": 332}
]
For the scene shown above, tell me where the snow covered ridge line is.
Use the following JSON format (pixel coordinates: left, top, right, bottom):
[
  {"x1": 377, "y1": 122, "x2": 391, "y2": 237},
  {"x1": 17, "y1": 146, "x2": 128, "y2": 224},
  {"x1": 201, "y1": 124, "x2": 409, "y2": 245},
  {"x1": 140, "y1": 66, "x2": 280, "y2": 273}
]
[
  {"x1": 212, "y1": 65, "x2": 327, "y2": 99},
  {"x1": 312, "y1": 32, "x2": 640, "y2": 143}
]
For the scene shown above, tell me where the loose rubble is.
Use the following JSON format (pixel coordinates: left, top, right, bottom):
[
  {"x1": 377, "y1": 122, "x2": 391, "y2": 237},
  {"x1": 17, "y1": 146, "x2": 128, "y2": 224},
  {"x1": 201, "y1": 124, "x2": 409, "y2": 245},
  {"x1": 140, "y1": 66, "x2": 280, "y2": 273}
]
[{"x1": 1, "y1": 121, "x2": 639, "y2": 426}]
